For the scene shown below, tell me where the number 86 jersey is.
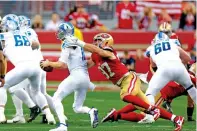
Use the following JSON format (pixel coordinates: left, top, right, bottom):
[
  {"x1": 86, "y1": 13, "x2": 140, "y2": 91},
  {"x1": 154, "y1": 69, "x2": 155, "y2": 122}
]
[
  {"x1": 91, "y1": 50, "x2": 129, "y2": 85},
  {"x1": 147, "y1": 39, "x2": 182, "y2": 68}
]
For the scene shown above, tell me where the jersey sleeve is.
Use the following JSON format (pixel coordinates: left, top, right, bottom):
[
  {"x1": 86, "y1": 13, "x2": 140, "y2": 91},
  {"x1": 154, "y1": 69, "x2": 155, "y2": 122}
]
[
  {"x1": 28, "y1": 28, "x2": 39, "y2": 43},
  {"x1": 145, "y1": 46, "x2": 152, "y2": 57},
  {"x1": 59, "y1": 48, "x2": 69, "y2": 64}
]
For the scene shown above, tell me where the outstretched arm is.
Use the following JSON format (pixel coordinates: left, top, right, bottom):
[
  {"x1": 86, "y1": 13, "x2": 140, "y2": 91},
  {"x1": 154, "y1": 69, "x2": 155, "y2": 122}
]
[{"x1": 177, "y1": 46, "x2": 191, "y2": 64}]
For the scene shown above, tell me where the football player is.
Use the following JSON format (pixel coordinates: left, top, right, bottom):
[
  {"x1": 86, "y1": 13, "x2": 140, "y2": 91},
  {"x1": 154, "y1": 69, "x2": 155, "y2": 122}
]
[
  {"x1": 0, "y1": 14, "x2": 55, "y2": 124},
  {"x1": 7, "y1": 15, "x2": 56, "y2": 124},
  {"x1": 61, "y1": 33, "x2": 185, "y2": 131},
  {"x1": 40, "y1": 22, "x2": 99, "y2": 131}
]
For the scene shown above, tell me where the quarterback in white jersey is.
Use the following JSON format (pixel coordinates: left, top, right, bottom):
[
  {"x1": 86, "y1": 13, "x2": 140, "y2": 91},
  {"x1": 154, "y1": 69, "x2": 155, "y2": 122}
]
[
  {"x1": 7, "y1": 15, "x2": 55, "y2": 124},
  {"x1": 145, "y1": 32, "x2": 196, "y2": 106},
  {"x1": 0, "y1": 14, "x2": 55, "y2": 124},
  {"x1": 41, "y1": 22, "x2": 98, "y2": 131}
]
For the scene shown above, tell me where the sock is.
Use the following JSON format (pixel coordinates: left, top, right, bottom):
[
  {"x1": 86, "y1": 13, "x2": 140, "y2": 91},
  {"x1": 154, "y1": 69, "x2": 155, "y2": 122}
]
[
  {"x1": 13, "y1": 89, "x2": 35, "y2": 108},
  {"x1": 187, "y1": 87, "x2": 196, "y2": 104},
  {"x1": 187, "y1": 107, "x2": 194, "y2": 119},
  {"x1": 74, "y1": 106, "x2": 91, "y2": 114},
  {"x1": 158, "y1": 107, "x2": 173, "y2": 121},
  {"x1": 120, "y1": 112, "x2": 144, "y2": 122},
  {"x1": 117, "y1": 104, "x2": 136, "y2": 114},
  {"x1": 34, "y1": 91, "x2": 48, "y2": 109},
  {"x1": 123, "y1": 95, "x2": 151, "y2": 110},
  {"x1": 53, "y1": 99, "x2": 66, "y2": 124},
  {"x1": 11, "y1": 94, "x2": 23, "y2": 116},
  {"x1": 0, "y1": 88, "x2": 7, "y2": 107},
  {"x1": 45, "y1": 94, "x2": 56, "y2": 113}
]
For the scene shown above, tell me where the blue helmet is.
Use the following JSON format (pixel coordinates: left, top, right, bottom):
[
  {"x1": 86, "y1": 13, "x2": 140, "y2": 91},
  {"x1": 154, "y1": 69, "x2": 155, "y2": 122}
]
[
  {"x1": 18, "y1": 15, "x2": 31, "y2": 29},
  {"x1": 56, "y1": 22, "x2": 74, "y2": 40},
  {"x1": 1, "y1": 14, "x2": 19, "y2": 32}
]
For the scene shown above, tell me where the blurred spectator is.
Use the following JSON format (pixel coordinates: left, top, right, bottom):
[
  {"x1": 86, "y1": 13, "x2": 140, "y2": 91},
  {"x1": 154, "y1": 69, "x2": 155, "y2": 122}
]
[
  {"x1": 157, "y1": 9, "x2": 172, "y2": 27},
  {"x1": 120, "y1": 51, "x2": 136, "y2": 71},
  {"x1": 87, "y1": 14, "x2": 107, "y2": 31},
  {"x1": 70, "y1": 19, "x2": 84, "y2": 41},
  {"x1": 116, "y1": 0, "x2": 136, "y2": 29},
  {"x1": 64, "y1": 6, "x2": 77, "y2": 22},
  {"x1": 137, "y1": 7, "x2": 154, "y2": 30},
  {"x1": 190, "y1": 31, "x2": 196, "y2": 62},
  {"x1": 70, "y1": 4, "x2": 89, "y2": 29},
  {"x1": 45, "y1": 12, "x2": 61, "y2": 31},
  {"x1": 179, "y1": 2, "x2": 196, "y2": 31},
  {"x1": 31, "y1": 14, "x2": 44, "y2": 30}
]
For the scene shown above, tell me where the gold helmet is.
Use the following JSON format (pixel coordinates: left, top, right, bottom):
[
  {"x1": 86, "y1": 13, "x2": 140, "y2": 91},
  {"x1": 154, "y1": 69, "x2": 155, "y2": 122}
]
[
  {"x1": 93, "y1": 33, "x2": 114, "y2": 48},
  {"x1": 158, "y1": 22, "x2": 172, "y2": 37}
]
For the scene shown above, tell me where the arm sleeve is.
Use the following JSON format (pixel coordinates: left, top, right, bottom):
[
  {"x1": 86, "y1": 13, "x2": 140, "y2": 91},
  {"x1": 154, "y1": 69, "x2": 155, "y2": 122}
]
[{"x1": 58, "y1": 48, "x2": 69, "y2": 64}]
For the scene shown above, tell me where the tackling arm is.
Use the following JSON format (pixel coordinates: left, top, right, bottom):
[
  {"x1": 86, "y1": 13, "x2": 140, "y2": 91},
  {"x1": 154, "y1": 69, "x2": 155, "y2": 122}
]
[{"x1": 87, "y1": 59, "x2": 95, "y2": 68}]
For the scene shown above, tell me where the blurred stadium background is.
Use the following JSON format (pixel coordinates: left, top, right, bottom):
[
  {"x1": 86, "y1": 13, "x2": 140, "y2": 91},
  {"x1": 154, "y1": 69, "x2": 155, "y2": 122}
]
[{"x1": 1, "y1": 0, "x2": 196, "y2": 86}]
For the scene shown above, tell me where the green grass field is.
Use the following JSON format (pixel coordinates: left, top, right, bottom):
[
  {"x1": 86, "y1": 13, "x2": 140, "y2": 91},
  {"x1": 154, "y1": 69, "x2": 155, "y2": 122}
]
[{"x1": 0, "y1": 90, "x2": 196, "y2": 131}]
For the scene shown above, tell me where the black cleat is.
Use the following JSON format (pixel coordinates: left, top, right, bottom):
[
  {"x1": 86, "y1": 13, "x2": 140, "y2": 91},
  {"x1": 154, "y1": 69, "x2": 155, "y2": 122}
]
[
  {"x1": 41, "y1": 114, "x2": 48, "y2": 124},
  {"x1": 27, "y1": 106, "x2": 41, "y2": 123}
]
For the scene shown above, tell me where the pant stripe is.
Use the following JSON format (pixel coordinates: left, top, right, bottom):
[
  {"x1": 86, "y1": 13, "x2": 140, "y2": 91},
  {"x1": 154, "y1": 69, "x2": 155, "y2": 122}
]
[
  {"x1": 155, "y1": 96, "x2": 163, "y2": 107},
  {"x1": 128, "y1": 74, "x2": 137, "y2": 94}
]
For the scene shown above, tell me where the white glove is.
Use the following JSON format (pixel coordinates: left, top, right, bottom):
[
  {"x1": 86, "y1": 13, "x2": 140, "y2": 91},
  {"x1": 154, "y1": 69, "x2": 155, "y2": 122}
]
[{"x1": 63, "y1": 35, "x2": 86, "y2": 48}]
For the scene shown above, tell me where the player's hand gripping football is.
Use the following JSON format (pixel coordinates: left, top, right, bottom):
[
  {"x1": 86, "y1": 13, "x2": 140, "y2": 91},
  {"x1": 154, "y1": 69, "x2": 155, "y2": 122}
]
[{"x1": 40, "y1": 59, "x2": 53, "y2": 72}]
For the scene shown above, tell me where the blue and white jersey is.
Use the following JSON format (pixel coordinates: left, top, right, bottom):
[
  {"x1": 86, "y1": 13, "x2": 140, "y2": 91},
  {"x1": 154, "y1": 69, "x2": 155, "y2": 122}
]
[
  {"x1": 147, "y1": 33, "x2": 181, "y2": 68},
  {"x1": 20, "y1": 27, "x2": 44, "y2": 61},
  {"x1": 59, "y1": 43, "x2": 87, "y2": 73},
  {"x1": 59, "y1": 42, "x2": 87, "y2": 73},
  {"x1": 0, "y1": 30, "x2": 35, "y2": 66}
]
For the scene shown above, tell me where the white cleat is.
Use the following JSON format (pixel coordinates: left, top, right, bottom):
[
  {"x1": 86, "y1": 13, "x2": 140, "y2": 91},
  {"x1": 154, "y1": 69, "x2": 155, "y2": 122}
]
[
  {"x1": 0, "y1": 112, "x2": 6, "y2": 124},
  {"x1": 46, "y1": 113, "x2": 56, "y2": 125},
  {"x1": 89, "y1": 108, "x2": 99, "y2": 128},
  {"x1": 7, "y1": 115, "x2": 26, "y2": 124},
  {"x1": 138, "y1": 114, "x2": 155, "y2": 124},
  {"x1": 49, "y1": 123, "x2": 68, "y2": 131}
]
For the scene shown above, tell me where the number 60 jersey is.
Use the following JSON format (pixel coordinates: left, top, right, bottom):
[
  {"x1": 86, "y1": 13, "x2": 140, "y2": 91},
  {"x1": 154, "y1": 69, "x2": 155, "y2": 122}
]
[
  {"x1": 146, "y1": 38, "x2": 182, "y2": 68},
  {"x1": 0, "y1": 30, "x2": 35, "y2": 66},
  {"x1": 91, "y1": 49, "x2": 129, "y2": 85}
]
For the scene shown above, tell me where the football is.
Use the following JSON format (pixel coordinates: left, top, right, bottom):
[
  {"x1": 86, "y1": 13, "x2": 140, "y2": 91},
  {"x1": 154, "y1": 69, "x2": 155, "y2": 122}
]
[{"x1": 43, "y1": 66, "x2": 53, "y2": 72}]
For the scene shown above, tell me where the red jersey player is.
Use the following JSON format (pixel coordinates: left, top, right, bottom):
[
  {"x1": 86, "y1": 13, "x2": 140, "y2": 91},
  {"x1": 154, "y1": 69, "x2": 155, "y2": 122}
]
[{"x1": 63, "y1": 32, "x2": 184, "y2": 131}]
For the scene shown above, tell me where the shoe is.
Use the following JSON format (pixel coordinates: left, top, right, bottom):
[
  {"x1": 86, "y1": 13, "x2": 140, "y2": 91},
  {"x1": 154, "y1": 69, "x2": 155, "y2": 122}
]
[
  {"x1": 41, "y1": 114, "x2": 48, "y2": 124},
  {"x1": 162, "y1": 101, "x2": 173, "y2": 113},
  {"x1": 46, "y1": 113, "x2": 56, "y2": 125},
  {"x1": 148, "y1": 107, "x2": 160, "y2": 121},
  {"x1": 7, "y1": 115, "x2": 26, "y2": 123},
  {"x1": 0, "y1": 111, "x2": 6, "y2": 124},
  {"x1": 138, "y1": 114, "x2": 155, "y2": 124},
  {"x1": 101, "y1": 108, "x2": 117, "y2": 123},
  {"x1": 49, "y1": 123, "x2": 68, "y2": 131},
  {"x1": 187, "y1": 116, "x2": 195, "y2": 122},
  {"x1": 174, "y1": 116, "x2": 184, "y2": 131},
  {"x1": 27, "y1": 106, "x2": 41, "y2": 123},
  {"x1": 89, "y1": 108, "x2": 99, "y2": 128}
]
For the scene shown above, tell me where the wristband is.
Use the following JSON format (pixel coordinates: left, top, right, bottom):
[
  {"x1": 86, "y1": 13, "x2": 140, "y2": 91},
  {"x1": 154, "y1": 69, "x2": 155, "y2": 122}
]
[{"x1": 0, "y1": 75, "x2": 5, "y2": 79}]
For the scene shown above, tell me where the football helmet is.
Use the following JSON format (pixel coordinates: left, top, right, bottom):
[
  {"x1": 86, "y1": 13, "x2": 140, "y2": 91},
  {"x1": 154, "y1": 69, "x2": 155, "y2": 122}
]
[
  {"x1": 93, "y1": 33, "x2": 114, "y2": 49},
  {"x1": 158, "y1": 22, "x2": 172, "y2": 37},
  {"x1": 1, "y1": 14, "x2": 19, "y2": 32},
  {"x1": 56, "y1": 22, "x2": 74, "y2": 40},
  {"x1": 153, "y1": 32, "x2": 169, "y2": 44},
  {"x1": 18, "y1": 15, "x2": 31, "y2": 29}
]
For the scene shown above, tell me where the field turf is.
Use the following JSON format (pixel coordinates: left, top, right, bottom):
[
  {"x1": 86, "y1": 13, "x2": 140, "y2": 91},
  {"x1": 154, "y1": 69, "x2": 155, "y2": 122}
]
[{"x1": 0, "y1": 90, "x2": 196, "y2": 131}]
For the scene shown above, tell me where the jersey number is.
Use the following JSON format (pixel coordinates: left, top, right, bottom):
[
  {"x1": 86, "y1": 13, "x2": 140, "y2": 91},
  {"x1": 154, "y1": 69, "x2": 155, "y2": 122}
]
[
  {"x1": 154, "y1": 42, "x2": 171, "y2": 55},
  {"x1": 14, "y1": 35, "x2": 31, "y2": 46},
  {"x1": 98, "y1": 62, "x2": 115, "y2": 79}
]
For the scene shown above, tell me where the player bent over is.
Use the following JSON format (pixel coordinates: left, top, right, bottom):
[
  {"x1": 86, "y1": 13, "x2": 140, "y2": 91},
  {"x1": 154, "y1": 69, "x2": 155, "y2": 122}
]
[
  {"x1": 40, "y1": 22, "x2": 98, "y2": 131},
  {"x1": 62, "y1": 33, "x2": 184, "y2": 131},
  {"x1": 0, "y1": 15, "x2": 55, "y2": 124}
]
